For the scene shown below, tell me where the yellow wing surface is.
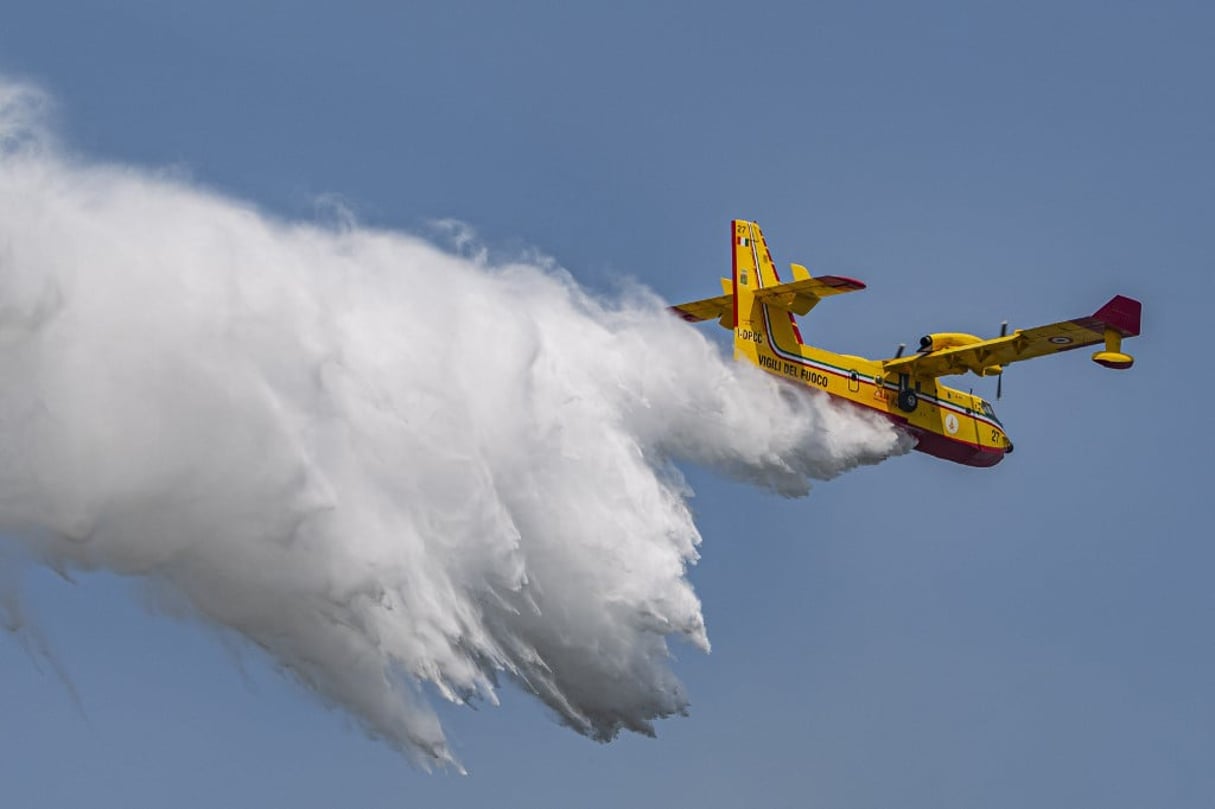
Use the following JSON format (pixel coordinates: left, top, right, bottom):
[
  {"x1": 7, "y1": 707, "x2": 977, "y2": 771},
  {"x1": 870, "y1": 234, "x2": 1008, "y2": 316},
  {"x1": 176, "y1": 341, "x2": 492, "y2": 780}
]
[{"x1": 883, "y1": 295, "x2": 1142, "y2": 379}]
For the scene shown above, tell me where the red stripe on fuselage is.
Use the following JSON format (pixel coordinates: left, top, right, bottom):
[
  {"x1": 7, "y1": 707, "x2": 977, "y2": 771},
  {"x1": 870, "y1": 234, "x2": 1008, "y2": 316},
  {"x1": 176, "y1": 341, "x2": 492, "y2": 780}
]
[
  {"x1": 905, "y1": 423, "x2": 1006, "y2": 466},
  {"x1": 731, "y1": 222, "x2": 739, "y2": 329}
]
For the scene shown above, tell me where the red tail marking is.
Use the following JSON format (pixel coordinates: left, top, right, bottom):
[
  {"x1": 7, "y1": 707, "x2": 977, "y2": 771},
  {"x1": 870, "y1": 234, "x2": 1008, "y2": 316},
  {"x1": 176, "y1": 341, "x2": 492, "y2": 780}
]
[{"x1": 1093, "y1": 295, "x2": 1141, "y2": 337}]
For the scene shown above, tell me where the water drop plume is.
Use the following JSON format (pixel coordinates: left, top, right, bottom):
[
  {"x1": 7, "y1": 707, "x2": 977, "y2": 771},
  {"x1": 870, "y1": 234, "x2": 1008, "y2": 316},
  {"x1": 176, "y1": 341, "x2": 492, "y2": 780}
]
[{"x1": 0, "y1": 78, "x2": 909, "y2": 769}]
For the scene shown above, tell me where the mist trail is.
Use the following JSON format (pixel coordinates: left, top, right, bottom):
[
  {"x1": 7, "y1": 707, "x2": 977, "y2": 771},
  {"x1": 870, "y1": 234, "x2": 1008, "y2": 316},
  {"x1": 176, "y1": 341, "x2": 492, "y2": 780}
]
[{"x1": 0, "y1": 79, "x2": 910, "y2": 769}]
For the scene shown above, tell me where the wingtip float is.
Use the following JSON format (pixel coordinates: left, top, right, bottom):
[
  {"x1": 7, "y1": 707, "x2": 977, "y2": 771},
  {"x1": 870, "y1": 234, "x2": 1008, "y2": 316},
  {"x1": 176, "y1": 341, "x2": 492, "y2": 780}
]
[{"x1": 671, "y1": 220, "x2": 1143, "y2": 468}]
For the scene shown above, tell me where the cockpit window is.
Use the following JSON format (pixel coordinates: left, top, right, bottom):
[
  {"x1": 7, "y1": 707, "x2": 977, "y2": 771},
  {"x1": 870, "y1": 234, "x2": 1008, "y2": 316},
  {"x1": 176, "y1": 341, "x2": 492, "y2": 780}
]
[{"x1": 981, "y1": 401, "x2": 1002, "y2": 425}]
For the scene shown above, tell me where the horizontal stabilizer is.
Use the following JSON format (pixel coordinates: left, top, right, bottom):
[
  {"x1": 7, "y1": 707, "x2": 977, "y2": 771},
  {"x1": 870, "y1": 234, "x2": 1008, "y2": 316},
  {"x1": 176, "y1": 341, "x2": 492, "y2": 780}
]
[
  {"x1": 753, "y1": 274, "x2": 866, "y2": 315},
  {"x1": 670, "y1": 294, "x2": 730, "y2": 323},
  {"x1": 671, "y1": 280, "x2": 738, "y2": 328}
]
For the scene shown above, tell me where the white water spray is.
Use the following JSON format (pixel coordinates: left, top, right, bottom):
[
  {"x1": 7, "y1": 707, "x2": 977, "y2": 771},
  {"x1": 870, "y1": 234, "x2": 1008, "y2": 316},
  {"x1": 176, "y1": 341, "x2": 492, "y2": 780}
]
[{"x1": 0, "y1": 79, "x2": 909, "y2": 769}]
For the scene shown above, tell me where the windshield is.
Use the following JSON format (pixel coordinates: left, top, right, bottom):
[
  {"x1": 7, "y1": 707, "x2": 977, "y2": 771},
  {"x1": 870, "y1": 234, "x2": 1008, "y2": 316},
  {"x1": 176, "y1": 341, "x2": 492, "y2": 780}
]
[{"x1": 980, "y1": 401, "x2": 1002, "y2": 426}]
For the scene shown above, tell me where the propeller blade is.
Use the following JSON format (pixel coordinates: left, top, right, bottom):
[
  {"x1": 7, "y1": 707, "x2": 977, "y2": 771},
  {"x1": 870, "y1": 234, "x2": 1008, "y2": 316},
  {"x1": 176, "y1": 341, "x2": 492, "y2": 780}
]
[{"x1": 997, "y1": 322, "x2": 1008, "y2": 399}]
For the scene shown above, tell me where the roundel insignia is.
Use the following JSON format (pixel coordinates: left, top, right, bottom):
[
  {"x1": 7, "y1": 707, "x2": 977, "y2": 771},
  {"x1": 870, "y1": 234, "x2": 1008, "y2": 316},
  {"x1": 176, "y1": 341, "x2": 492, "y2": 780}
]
[
  {"x1": 944, "y1": 413, "x2": 959, "y2": 435},
  {"x1": 1049, "y1": 335, "x2": 1073, "y2": 345}
]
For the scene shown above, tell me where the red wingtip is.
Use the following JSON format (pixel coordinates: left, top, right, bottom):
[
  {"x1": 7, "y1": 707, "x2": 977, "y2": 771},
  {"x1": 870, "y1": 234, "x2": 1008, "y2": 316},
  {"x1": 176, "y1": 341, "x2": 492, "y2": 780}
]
[
  {"x1": 816, "y1": 274, "x2": 867, "y2": 291},
  {"x1": 1093, "y1": 295, "x2": 1141, "y2": 337}
]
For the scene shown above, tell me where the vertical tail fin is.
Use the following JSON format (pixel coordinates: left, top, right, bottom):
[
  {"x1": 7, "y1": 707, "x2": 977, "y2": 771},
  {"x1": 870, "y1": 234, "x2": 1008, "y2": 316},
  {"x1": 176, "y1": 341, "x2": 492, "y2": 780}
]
[
  {"x1": 731, "y1": 220, "x2": 785, "y2": 293},
  {"x1": 732, "y1": 220, "x2": 805, "y2": 356}
]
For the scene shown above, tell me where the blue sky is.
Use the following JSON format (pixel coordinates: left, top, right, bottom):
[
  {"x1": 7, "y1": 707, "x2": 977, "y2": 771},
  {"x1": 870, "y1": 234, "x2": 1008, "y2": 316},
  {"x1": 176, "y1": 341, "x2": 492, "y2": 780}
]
[{"x1": 1, "y1": 1, "x2": 1212, "y2": 806}]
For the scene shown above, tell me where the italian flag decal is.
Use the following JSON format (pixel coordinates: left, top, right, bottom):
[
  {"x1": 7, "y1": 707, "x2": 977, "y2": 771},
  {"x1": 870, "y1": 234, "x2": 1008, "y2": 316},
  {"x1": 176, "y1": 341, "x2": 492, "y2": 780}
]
[{"x1": 737, "y1": 237, "x2": 750, "y2": 246}]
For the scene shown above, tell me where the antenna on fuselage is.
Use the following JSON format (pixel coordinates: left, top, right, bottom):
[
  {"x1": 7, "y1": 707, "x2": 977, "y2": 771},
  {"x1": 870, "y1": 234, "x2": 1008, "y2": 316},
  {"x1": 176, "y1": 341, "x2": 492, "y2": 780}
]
[{"x1": 894, "y1": 343, "x2": 906, "y2": 359}]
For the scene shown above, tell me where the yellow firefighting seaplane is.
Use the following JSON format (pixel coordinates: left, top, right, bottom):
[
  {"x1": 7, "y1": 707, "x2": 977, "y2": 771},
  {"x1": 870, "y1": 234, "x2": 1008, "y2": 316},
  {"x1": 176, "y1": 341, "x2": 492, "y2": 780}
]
[{"x1": 671, "y1": 220, "x2": 1142, "y2": 467}]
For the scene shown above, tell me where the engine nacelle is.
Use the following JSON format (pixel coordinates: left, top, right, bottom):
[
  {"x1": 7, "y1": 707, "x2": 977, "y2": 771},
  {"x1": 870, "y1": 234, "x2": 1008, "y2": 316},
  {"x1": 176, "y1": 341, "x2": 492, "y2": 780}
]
[{"x1": 918, "y1": 332, "x2": 984, "y2": 352}]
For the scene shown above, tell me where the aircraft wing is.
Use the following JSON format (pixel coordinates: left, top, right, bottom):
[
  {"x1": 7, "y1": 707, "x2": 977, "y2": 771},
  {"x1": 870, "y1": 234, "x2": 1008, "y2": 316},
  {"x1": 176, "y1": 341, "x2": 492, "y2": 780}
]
[{"x1": 883, "y1": 295, "x2": 1142, "y2": 379}]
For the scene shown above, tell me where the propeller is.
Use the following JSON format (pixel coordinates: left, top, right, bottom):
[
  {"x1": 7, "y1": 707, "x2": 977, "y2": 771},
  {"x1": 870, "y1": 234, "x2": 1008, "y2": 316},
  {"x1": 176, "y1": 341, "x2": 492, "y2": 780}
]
[{"x1": 996, "y1": 321, "x2": 1008, "y2": 399}]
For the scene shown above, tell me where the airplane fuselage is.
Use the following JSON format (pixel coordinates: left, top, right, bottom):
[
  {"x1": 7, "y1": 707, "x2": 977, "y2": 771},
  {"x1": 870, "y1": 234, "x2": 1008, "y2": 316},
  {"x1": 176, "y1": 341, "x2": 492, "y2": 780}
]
[
  {"x1": 673, "y1": 219, "x2": 1138, "y2": 468},
  {"x1": 735, "y1": 319, "x2": 1012, "y2": 467},
  {"x1": 728, "y1": 223, "x2": 1012, "y2": 466}
]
